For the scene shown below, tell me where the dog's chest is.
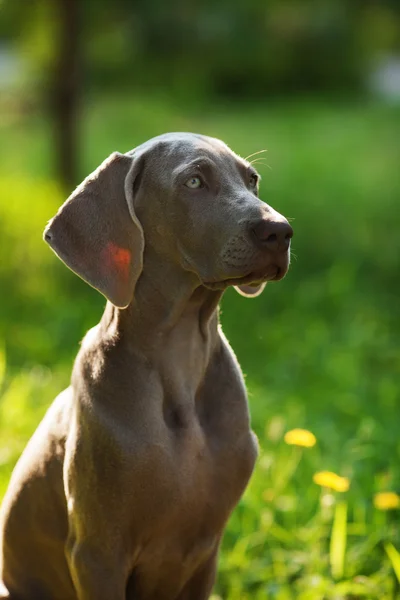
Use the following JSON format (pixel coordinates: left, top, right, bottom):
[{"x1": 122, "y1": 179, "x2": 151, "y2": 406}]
[
  {"x1": 128, "y1": 412, "x2": 257, "y2": 597},
  {"x1": 124, "y1": 341, "x2": 258, "y2": 539},
  {"x1": 125, "y1": 403, "x2": 256, "y2": 530}
]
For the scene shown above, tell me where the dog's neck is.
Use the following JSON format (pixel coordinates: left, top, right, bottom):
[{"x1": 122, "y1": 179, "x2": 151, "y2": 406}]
[
  {"x1": 95, "y1": 255, "x2": 223, "y2": 403},
  {"x1": 99, "y1": 250, "x2": 223, "y2": 368},
  {"x1": 75, "y1": 254, "x2": 226, "y2": 421}
]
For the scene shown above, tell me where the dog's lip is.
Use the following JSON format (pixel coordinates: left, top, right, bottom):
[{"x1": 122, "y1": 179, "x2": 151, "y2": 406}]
[{"x1": 204, "y1": 266, "x2": 282, "y2": 290}]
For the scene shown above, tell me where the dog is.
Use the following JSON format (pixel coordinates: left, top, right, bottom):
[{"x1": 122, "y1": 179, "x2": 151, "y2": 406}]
[{"x1": 0, "y1": 133, "x2": 292, "y2": 599}]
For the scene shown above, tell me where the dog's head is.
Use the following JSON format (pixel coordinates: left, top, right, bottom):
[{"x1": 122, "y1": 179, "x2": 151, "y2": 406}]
[{"x1": 44, "y1": 133, "x2": 292, "y2": 307}]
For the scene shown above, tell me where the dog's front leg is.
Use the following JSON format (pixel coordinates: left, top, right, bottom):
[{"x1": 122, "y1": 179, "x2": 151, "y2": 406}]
[
  {"x1": 64, "y1": 428, "x2": 132, "y2": 600},
  {"x1": 177, "y1": 545, "x2": 220, "y2": 600},
  {"x1": 66, "y1": 535, "x2": 129, "y2": 600}
]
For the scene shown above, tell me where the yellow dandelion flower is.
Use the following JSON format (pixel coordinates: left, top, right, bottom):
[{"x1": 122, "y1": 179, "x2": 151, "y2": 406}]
[
  {"x1": 284, "y1": 428, "x2": 316, "y2": 448},
  {"x1": 374, "y1": 492, "x2": 400, "y2": 511},
  {"x1": 313, "y1": 471, "x2": 350, "y2": 492}
]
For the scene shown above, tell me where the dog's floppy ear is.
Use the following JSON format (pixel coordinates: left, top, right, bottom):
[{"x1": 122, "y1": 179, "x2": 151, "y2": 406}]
[
  {"x1": 234, "y1": 283, "x2": 267, "y2": 298},
  {"x1": 44, "y1": 152, "x2": 144, "y2": 308}
]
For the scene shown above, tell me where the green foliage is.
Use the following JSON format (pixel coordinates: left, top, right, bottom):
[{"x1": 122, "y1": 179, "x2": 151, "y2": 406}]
[
  {"x1": 385, "y1": 543, "x2": 400, "y2": 584},
  {"x1": 2, "y1": 0, "x2": 400, "y2": 96},
  {"x1": 1, "y1": 95, "x2": 399, "y2": 598}
]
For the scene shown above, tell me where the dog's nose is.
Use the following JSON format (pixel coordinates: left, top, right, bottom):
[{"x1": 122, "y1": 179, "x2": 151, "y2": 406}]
[{"x1": 251, "y1": 219, "x2": 293, "y2": 252}]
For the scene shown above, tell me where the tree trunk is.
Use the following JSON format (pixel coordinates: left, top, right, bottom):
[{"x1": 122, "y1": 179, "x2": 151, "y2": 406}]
[{"x1": 52, "y1": 0, "x2": 81, "y2": 191}]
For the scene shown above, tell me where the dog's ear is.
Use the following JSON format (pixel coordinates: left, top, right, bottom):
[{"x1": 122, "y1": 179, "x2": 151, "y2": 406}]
[
  {"x1": 234, "y1": 283, "x2": 267, "y2": 298},
  {"x1": 44, "y1": 152, "x2": 144, "y2": 308}
]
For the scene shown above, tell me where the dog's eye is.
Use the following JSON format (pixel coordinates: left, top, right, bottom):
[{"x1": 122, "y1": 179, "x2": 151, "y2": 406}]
[
  {"x1": 249, "y1": 174, "x2": 258, "y2": 188},
  {"x1": 185, "y1": 176, "x2": 203, "y2": 189}
]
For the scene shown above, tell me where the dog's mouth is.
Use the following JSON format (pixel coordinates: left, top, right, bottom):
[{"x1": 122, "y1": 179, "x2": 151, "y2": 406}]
[{"x1": 204, "y1": 265, "x2": 284, "y2": 291}]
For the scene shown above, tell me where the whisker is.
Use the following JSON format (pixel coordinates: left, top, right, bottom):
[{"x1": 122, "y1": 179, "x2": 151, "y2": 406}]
[
  {"x1": 244, "y1": 149, "x2": 268, "y2": 161},
  {"x1": 250, "y1": 159, "x2": 272, "y2": 170}
]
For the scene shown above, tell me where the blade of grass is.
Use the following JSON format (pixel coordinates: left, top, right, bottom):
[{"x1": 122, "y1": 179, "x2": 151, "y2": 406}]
[
  {"x1": 384, "y1": 542, "x2": 400, "y2": 583},
  {"x1": 0, "y1": 345, "x2": 5, "y2": 391},
  {"x1": 330, "y1": 501, "x2": 347, "y2": 580}
]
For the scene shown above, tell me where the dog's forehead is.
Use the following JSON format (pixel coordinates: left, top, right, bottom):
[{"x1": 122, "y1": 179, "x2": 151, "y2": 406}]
[{"x1": 131, "y1": 132, "x2": 246, "y2": 170}]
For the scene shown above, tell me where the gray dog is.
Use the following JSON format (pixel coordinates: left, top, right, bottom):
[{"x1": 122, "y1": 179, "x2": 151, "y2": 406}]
[{"x1": 0, "y1": 133, "x2": 292, "y2": 600}]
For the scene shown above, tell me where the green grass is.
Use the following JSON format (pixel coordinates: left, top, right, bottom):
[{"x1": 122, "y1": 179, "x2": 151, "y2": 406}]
[{"x1": 1, "y1": 94, "x2": 400, "y2": 598}]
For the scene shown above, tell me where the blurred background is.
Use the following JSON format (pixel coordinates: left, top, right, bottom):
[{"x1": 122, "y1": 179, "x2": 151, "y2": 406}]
[{"x1": 0, "y1": 1, "x2": 400, "y2": 598}]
